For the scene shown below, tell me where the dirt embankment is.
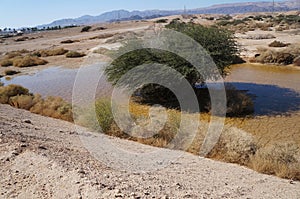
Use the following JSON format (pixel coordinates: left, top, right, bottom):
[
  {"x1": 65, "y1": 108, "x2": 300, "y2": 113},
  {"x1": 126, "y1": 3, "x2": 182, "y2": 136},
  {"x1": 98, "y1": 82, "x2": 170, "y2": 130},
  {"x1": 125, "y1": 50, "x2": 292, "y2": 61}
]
[{"x1": 0, "y1": 104, "x2": 300, "y2": 198}]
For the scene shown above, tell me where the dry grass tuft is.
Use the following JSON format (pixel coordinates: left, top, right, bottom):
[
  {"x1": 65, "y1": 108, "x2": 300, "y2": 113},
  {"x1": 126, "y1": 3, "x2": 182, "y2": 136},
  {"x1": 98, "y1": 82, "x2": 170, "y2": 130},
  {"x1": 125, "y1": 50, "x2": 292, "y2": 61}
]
[
  {"x1": 255, "y1": 45, "x2": 300, "y2": 65},
  {"x1": 89, "y1": 34, "x2": 114, "y2": 40},
  {"x1": 60, "y1": 39, "x2": 79, "y2": 44},
  {"x1": 0, "y1": 84, "x2": 29, "y2": 104},
  {"x1": 268, "y1": 40, "x2": 290, "y2": 48},
  {"x1": 92, "y1": 47, "x2": 109, "y2": 54},
  {"x1": 12, "y1": 56, "x2": 48, "y2": 67},
  {"x1": 65, "y1": 51, "x2": 86, "y2": 58},
  {"x1": 250, "y1": 143, "x2": 300, "y2": 180},
  {"x1": 35, "y1": 48, "x2": 69, "y2": 57},
  {"x1": 30, "y1": 95, "x2": 73, "y2": 122},
  {"x1": 208, "y1": 127, "x2": 257, "y2": 165},
  {"x1": 0, "y1": 85, "x2": 73, "y2": 122},
  {"x1": 4, "y1": 69, "x2": 20, "y2": 76},
  {"x1": 0, "y1": 59, "x2": 13, "y2": 67}
]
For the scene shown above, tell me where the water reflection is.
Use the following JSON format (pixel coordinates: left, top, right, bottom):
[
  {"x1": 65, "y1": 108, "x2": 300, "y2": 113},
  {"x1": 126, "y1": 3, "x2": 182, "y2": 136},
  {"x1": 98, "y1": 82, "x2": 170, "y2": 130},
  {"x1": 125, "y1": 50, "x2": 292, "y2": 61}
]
[{"x1": 229, "y1": 82, "x2": 300, "y2": 116}]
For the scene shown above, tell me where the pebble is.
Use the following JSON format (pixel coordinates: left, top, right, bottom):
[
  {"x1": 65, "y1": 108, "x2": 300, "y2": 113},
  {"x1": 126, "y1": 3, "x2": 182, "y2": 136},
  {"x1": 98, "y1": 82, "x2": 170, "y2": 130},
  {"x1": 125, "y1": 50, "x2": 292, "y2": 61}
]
[
  {"x1": 38, "y1": 146, "x2": 47, "y2": 150},
  {"x1": 23, "y1": 120, "x2": 32, "y2": 124}
]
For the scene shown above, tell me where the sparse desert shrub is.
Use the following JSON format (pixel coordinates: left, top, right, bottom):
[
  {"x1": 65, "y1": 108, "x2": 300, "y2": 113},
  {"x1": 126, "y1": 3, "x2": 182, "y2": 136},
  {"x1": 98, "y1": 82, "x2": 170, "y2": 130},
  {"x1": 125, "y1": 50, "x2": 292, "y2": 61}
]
[
  {"x1": 255, "y1": 45, "x2": 300, "y2": 65},
  {"x1": 60, "y1": 39, "x2": 79, "y2": 44},
  {"x1": 0, "y1": 59, "x2": 13, "y2": 67},
  {"x1": 30, "y1": 95, "x2": 73, "y2": 122},
  {"x1": 94, "y1": 98, "x2": 114, "y2": 132},
  {"x1": 81, "y1": 26, "x2": 92, "y2": 32},
  {"x1": 268, "y1": 40, "x2": 290, "y2": 47},
  {"x1": 208, "y1": 127, "x2": 257, "y2": 165},
  {"x1": 92, "y1": 27, "x2": 107, "y2": 31},
  {"x1": 4, "y1": 51, "x2": 22, "y2": 59},
  {"x1": 65, "y1": 51, "x2": 85, "y2": 58},
  {"x1": 89, "y1": 33, "x2": 114, "y2": 40},
  {"x1": 4, "y1": 69, "x2": 19, "y2": 76},
  {"x1": 250, "y1": 143, "x2": 300, "y2": 180},
  {"x1": 12, "y1": 56, "x2": 48, "y2": 67},
  {"x1": 294, "y1": 56, "x2": 300, "y2": 66},
  {"x1": 245, "y1": 34, "x2": 276, "y2": 40},
  {"x1": 36, "y1": 48, "x2": 69, "y2": 57},
  {"x1": 92, "y1": 47, "x2": 109, "y2": 54},
  {"x1": 217, "y1": 15, "x2": 233, "y2": 21},
  {"x1": 155, "y1": 19, "x2": 168, "y2": 23},
  {"x1": 9, "y1": 94, "x2": 35, "y2": 110},
  {"x1": 14, "y1": 37, "x2": 29, "y2": 42},
  {"x1": 0, "y1": 84, "x2": 29, "y2": 104}
]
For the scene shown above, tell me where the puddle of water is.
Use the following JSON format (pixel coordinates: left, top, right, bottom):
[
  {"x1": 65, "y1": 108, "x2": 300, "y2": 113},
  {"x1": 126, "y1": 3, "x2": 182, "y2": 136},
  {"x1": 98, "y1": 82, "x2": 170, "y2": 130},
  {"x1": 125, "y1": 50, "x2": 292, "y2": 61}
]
[
  {"x1": 0, "y1": 64, "x2": 112, "y2": 102},
  {"x1": 1, "y1": 63, "x2": 299, "y2": 116},
  {"x1": 226, "y1": 64, "x2": 300, "y2": 115}
]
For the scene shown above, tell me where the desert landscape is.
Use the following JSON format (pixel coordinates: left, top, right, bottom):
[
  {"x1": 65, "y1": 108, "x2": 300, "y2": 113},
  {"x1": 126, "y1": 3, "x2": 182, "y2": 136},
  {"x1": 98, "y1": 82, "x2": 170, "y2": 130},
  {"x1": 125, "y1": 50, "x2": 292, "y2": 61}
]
[{"x1": 1, "y1": 0, "x2": 300, "y2": 198}]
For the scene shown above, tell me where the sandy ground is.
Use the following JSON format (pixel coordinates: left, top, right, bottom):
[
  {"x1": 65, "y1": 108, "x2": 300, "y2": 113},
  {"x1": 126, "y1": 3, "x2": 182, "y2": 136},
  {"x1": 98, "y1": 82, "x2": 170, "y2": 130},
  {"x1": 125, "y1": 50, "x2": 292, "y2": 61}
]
[
  {"x1": 1, "y1": 104, "x2": 300, "y2": 198},
  {"x1": 1, "y1": 13, "x2": 299, "y2": 77}
]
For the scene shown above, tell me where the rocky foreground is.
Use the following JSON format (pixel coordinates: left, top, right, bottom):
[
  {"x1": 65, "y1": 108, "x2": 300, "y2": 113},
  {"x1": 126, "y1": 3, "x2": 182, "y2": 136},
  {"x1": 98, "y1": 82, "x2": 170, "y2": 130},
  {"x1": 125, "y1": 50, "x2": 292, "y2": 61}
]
[{"x1": 0, "y1": 104, "x2": 299, "y2": 198}]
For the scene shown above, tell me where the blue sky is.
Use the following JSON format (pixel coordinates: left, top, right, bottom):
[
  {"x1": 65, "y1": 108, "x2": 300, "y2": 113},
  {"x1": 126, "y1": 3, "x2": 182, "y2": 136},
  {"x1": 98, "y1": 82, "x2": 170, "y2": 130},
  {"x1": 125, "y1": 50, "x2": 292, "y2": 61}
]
[{"x1": 0, "y1": 0, "x2": 274, "y2": 28}]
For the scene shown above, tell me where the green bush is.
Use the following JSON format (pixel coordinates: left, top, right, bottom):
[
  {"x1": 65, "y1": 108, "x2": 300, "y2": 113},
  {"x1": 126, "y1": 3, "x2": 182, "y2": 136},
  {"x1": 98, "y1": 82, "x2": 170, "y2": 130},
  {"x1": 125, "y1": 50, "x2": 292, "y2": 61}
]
[
  {"x1": 65, "y1": 51, "x2": 85, "y2": 58},
  {"x1": 95, "y1": 98, "x2": 114, "y2": 133}
]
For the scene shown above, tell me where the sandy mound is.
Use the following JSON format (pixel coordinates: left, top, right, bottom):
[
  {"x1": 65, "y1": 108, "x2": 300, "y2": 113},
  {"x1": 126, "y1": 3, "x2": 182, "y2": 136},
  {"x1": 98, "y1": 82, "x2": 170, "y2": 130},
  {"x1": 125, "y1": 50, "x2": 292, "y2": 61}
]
[{"x1": 0, "y1": 104, "x2": 300, "y2": 198}]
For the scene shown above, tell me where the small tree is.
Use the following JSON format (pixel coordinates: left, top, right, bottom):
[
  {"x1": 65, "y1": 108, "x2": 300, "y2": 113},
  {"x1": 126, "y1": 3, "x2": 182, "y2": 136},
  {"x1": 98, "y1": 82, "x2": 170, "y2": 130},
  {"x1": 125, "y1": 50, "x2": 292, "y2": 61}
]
[{"x1": 105, "y1": 22, "x2": 239, "y2": 109}]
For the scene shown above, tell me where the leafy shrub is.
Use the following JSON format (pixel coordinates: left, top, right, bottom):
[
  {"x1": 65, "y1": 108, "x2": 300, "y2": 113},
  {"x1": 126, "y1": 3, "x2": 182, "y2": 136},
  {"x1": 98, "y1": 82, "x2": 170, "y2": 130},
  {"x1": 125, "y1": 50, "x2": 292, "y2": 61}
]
[
  {"x1": 0, "y1": 59, "x2": 13, "y2": 67},
  {"x1": 4, "y1": 69, "x2": 19, "y2": 76},
  {"x1": 268, "y1": 40, "x2": 290, "y2": 47},
  {"x1": 65, "y1": 51, "x2": 85, "y2": 58},
  {"x1": 95, "y1": 98, "x2": 114, "y2": 132},
  {"x1": 12, "y1": 56, "x2": 48, "y2": 67},
  {"x1": 81, "y1": 26, "x2": 92, "y2": 32}
]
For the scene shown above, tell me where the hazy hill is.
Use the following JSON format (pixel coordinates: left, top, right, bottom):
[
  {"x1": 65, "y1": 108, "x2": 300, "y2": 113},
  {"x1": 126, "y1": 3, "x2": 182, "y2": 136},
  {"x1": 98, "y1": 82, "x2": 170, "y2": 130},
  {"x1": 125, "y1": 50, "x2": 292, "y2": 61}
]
[{"x1": 38, "y1": 0, "x2": 299, "y2": 28}]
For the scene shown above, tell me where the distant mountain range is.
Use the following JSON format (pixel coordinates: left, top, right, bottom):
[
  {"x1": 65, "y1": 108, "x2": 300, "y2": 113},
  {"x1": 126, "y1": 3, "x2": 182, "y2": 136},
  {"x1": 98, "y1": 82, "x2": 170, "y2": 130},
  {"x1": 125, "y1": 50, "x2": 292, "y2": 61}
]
[{"x1": 38, "y1": 0, "x2": 299, "y2": 28}]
